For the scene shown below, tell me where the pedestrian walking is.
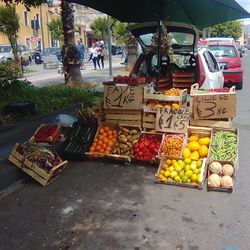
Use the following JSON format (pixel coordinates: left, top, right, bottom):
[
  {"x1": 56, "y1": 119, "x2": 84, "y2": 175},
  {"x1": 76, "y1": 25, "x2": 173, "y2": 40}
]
[
  {"x1": 88, "y1": 44, "x2": 99, "y2": 70},
  {"x1": 95, "y1": 41, "x2": 102, "y2": 69},
  {"x1": 99, "y1": 40, "x2": 106, "y2": 69},
  {"x1": 76, "y1": 38, "x2": 85, "y2": 70}
]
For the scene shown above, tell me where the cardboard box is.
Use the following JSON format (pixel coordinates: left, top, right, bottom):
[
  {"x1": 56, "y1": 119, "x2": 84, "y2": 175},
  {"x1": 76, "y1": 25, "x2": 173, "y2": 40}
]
[{"x1": 103, "y1": 84, "x2": 143, "y2": 110}]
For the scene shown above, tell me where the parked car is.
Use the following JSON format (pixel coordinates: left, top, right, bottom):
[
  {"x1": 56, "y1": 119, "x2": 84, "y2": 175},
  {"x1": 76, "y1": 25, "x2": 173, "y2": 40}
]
[
  {"x1": 111, "y1": 45, "x2": 122, "y2": 55},
  {"x1": 35, "y1": 47, "x2": 62, "y2": 64},
  {"x1": 0, "y1": 44, "x2": 32, "y2": 66},
  {"x1": 128, "y1": 22, "x2": 224, "y2": 90},
  {"x1": 205, "y1": 37, "x2": 235, "y2": 44},
  {"x1": 208, "y1": 42, "x2": 243, "y2": 89}
]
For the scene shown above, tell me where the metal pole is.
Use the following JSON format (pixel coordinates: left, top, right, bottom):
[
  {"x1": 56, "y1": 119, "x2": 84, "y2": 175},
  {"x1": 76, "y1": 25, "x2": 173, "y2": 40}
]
[
  {"x1": 40, "y1": 6, "x2": 45, "y2": 51},
  {"x1": 107, "y1": 15, "x2": 112, "y2": 77},
  {"x1": 156, "y1": 18, "x2": 162, "y2": 91}
]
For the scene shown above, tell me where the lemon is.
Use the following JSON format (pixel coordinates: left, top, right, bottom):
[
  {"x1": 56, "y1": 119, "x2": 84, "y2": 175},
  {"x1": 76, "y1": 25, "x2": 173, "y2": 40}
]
[
  {"x1": 182, "y1": 147, "x2": 191, "y2": 158},
  {"x1": 164, "y1": 171, "x2": 170, "y2": 178},
  {"x1": 169, "y1": 166, "x2": 175, "y2": 172},
  {"x1": 188, "y1": 135, "x2": 199, "y2": 142},
  {"x1": 191, "y1": 174, "x2": 198, "y2": 182},
  {"x1": 175, "y1": 165, "x2": 182, "y2": 172},
  {"x1": 178, "y1": 161, "x2": 185, "y2": 168},
  {"x1": 179, "y1": 170, "x2": 185, "y2": 178},
  {"x1": 190, "y1": 162, "x2": 197, "y2": 170},
  {"x1": 172, "y1": 159, "x2": 177, "y2": 164},
  {"x1": 197, "y1": 174, "x2": 201, "y2": 181},
  {"x1": 174, "y1": 162, "x2": 179, "y2": 168},
  {"x1": 166, "y1": 159, "x2": 172, "y2": 165},
  {"x1": 166, "y1": 167, "x2": 170, "y2": 171},
  {"x1": 193, "y1": 169, "x2": 199, "y2": 175},
  {"x1": 186, "y1": 170, "x2": 193, "y2": 177},
  {"x1": 187, "y1": 178, "x2": 192, "y2": 183},
  {"x1": 189, "y1": 142, "x2": 200, "y2": 152},
  {"x1": 197, "y1": 160, "x2": 203, "y2": 168},
  {"x1": 184, "y1": 164, "x2": 191, "y2": 171},
  {"x1": 160, "y1": 170, "x2": 165, "y2": 175},
  {"x1": 181, "y1": 175, "x2": 188, "y2": 183},
  {"x1": 170, "y1": 171, "x2": 178, "y2": 179},
  {"x1": 184, "y1": 158, "x2": 191, "y2": 164},
  {"x1": 190, "y1": 151, "x2": 199, "y2": 160},
  {"x1": 168, "y1": 177, "x2": 174, "y2": 182},
  {"x1": 175, "y1": 176, "x2": 181, "y2": 182},
  {"x1": 198, "y1": 137, "x2": 210, "y2": 146}
]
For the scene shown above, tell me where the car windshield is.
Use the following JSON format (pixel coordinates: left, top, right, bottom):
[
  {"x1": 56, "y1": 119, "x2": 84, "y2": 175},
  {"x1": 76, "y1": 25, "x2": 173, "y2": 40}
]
[
  {"x1": 208, "y1": 45, "x2": 237, "y2": 58},
  {"x1": 44, "y1": 48, "x2": 60, "y2": 54},
  {"x1": 0, "y1": 46, "x2": 11, "y2": 53},
  {"x1": 139, "y1": 31, "x2": 194, "y2": 47}
]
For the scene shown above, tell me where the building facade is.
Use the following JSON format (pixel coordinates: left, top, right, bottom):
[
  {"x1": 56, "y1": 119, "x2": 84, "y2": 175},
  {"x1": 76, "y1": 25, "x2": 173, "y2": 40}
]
[{"x1": 0, "y1": 2, "x2": 51, "y2": 51}]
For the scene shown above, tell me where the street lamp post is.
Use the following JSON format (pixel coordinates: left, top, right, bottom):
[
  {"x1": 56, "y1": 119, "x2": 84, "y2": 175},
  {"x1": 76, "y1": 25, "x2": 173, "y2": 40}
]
[{"x1": 107, "y1": 15, "x2": 112, "y2": 77}]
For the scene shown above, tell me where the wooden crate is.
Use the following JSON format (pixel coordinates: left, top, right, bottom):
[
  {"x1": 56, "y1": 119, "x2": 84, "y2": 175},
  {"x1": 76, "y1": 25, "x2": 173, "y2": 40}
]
[
  {"x1": 104, "y1": 109, "x2": 142, "y2": 126},
  {"x1": 8, "y1": 144, "x2": 68, "y2": 186},
  {"x1": 107, "y1": 124, "x2": 142, "y2": 163},
  {"x1": 142, "y1": 112, "x2": 156, "y2": 131},
  {"x1": 190, "y1": 84, "x2": 236, "y2": 120},
  {"x1": 190, "y1": 117, "x2": 233, "y2": 129},
  {"x1": 155, "y1": 157, "x2": 207, "y2": 189},
  {"x1": 85, "y1": 122, "x2": 119, "y2": 159},
  {"x1": 144, "y1": 87, "x2": 187, "y2": 107},
  {"x1": 207, "y1": 160, "x2": 236, "y2": 193}
]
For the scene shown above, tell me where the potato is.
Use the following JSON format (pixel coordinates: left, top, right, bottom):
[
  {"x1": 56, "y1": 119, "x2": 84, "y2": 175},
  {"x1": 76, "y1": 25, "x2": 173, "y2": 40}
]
[
  {"x1": 126, "y1": 142, "x2": 132, "y2": 147},
  {"x1": 121, "y1": 127, "x2": 129, "y2": 133},
  {"x1": 129, "y1": 129, "x2": 138, "y2": 135}
]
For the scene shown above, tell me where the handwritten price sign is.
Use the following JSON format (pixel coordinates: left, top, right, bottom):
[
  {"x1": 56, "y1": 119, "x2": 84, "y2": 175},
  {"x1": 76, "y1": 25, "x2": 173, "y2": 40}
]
[
  {"x1": 156, "y1": 108, "x2": 190, "y2": 133},
  {"x1": 192, "y1": 94, "x2": 236, "y2": 119},
  {"x1": 104, "y1": 85, "x2": 143, "y2": 110}
]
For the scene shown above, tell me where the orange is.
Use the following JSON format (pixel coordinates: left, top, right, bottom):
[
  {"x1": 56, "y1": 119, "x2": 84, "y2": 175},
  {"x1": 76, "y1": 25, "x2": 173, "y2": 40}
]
[
  {"x1": 107, "y1": 141, "x2": 113, "y2": 147},
  {"x1": 99, "y1": 128, "x2": 104, "y2": 134},
  {"x1": 113, "y1": 130, "x2": 117, "y2": 135},
  {"x1": 102, "y1": 143, "x2": 107, "y2": 149},
  {"x1": 104, "y1": 126, "x2": 109, "y2": 132},
  {"x1": 103, "y1": 138, "x2": 108, "y2": 144},
  {"x1": 99, "y1": 148, "x2": 105, "y2": 153},
  {"x1": 105, "y1": 150, "x2": 109, "y2": 154},
  {"x1": 99, "y1": 135, "x2": 104, "y2": 140},
  {"x1": 90, "y1": 146, "x2": 95, "y2": 152},
  {"x1": 103, "y1": 132, "x2": 108, "y2": 137},
  {"x1": 108, "y1": 130, "x2": 113, "y2": 135},
  {"x1": 106, "y1": 146, "x2": 112, "y2": 152},
  {"x1": 96, "y1": 145, "x2": 101, "y2": 151},
  {"x1": 94, "y1": 138, "x2": 98, "y2": 143},
  {"x1": 92, "y1": 142, "x2": 97, "y2": 148},
  {"x1": 98, "y1": 140, "x2": 103, "y2": 146},
  {"x1": 108, "y1": 135, "x2": 113, "y2": 140}
]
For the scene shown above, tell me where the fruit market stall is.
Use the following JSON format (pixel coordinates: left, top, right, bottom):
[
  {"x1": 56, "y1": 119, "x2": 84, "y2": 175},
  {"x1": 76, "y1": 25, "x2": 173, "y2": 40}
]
[{"x1": 7, "y1": 81, "x2": 239, "y2": 191}]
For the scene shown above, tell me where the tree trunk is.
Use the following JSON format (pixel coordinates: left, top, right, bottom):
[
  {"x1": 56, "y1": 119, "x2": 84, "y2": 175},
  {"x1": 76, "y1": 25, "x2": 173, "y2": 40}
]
[
  {"x1": 60, "y1": 0, "x2": 83, "y2": 85},
  {"x1": 125, "y1": 33, "x2": 138, "y2": 71}
]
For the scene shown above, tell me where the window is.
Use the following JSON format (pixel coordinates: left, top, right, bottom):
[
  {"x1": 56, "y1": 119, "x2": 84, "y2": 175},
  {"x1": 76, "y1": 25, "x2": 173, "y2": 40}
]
[
  {"x1": 208, "y1": 45, "x2": 237, "y2": 58},
  {"x1": 24, "y1": 11, "x2": 28, "y2": 26},
  {"x1": 36, "y1": 14, "x2": 40, "y2": 29}
]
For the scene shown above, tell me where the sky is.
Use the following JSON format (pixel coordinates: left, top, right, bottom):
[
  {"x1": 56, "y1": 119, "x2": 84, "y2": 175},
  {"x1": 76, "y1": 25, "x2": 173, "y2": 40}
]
[{"x1": 236, "y1": 0, "x2": 250, "y2": 25}]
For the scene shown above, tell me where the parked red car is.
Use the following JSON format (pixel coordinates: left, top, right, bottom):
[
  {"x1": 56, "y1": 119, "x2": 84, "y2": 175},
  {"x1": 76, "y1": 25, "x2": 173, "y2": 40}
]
[{"x1": 208, "y1": 42, "x2": 243, "y2": 89}]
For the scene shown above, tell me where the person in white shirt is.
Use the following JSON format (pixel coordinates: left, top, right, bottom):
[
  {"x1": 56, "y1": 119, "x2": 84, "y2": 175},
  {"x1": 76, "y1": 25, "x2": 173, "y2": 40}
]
[{"x1": 88, "y1": 44, "x2": 99, "y2": 70}]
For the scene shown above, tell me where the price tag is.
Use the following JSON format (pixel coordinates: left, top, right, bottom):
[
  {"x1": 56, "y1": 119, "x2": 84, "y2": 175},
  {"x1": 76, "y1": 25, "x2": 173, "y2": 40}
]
[
  {"x1": 104, "y1": 85, "x2": 143, "y2": 110},
  {"x1": 192, "y1": 93, "x2": 236, "y2": 119},
  {"x1": 156, "y1": 107, "x2": 190, "y2": 133}
]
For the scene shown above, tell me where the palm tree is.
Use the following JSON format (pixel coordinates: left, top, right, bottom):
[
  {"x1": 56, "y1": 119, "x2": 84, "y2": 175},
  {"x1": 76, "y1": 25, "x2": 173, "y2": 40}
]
[
  {"x1": 90, "y1": 17, "x2": 108, "y2": 42},
  {"x1": 0, "y1": 6, "x2": 19, "y2": 63},
  {"x1": 60, "y1": 0, "x2": 83, "y2": 85},
  {"x1": 47, "y1": 18, "x2": 64, "y2": 47}
]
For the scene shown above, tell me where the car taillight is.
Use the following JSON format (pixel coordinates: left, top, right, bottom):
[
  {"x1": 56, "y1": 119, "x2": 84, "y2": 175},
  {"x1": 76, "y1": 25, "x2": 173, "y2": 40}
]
[{"x1": 198, "y1": 54, "x2": 205, "y2": 87}]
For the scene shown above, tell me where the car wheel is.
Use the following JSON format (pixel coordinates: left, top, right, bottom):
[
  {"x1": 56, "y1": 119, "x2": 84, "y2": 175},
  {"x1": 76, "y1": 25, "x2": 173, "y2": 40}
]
[{"x1": 236, "y1": 81, "x2": 243, "y2": 90}]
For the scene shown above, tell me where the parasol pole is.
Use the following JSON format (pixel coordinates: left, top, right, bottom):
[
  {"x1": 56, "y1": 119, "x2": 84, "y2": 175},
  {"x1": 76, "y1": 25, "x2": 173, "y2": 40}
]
[{"x1": 156, "y1": 1, "x2": 163, "y2": 92}]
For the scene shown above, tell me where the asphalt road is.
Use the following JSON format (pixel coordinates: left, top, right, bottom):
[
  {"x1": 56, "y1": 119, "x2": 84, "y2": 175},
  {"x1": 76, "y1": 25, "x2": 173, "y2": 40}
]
[{"x1": 0, "y1": 52, "x2": 249, "y2": 250}]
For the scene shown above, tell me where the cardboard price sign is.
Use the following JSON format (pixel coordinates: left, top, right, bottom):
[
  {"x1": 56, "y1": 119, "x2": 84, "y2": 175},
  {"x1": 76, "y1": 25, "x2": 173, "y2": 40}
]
[
  {"x1": 192, "y1": 93, "x2": 236, "y2": 119},
  {"x1": 104, "y1": 85, "x2": 143, "y2": 110},
  {"x1": 156, "y1": 108, "x2": 190, "y2": 133}
]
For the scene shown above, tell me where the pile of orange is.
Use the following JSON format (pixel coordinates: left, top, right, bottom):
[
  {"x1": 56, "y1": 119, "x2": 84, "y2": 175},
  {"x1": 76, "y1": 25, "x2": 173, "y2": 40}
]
[{"x1": 89, "y1": 126, "x2": 117, "y2": 154}]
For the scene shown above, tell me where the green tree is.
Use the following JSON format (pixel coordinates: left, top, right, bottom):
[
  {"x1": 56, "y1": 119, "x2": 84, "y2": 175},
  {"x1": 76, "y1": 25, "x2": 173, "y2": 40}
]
[
  {"x1": 47, "y1": 18, "x2": 64, "y2": 47},
  {"x1": 211, "y1": 20, "x2": 242, "y2": 40},
  {"x1": 112, "y1": 21, "x2": 128, "y2": 46},
  {"x1": 90, "y1": 17, "x2": 108, "y2": 42},
  {"x1": 0, "y1": 6, "x2": 19, "y2": 63}
]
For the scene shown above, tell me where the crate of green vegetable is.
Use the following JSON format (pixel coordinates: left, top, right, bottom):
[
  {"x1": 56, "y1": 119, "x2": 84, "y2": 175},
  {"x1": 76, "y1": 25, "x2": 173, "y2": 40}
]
[{"x1": 210, "y1": 128, "x2": 239, "y2": 167}]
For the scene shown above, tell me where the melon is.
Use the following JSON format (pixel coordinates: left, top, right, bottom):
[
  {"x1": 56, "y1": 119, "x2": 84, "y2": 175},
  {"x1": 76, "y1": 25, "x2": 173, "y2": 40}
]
[
  {"x1": 209, "y1": 162, "x2": 222, "y2": 174},
  {"x1": 208, "y1": 174, "x2": 221, "y2": 187},
  {"x1": 222, "y1": 164, "x2": 234, "y2": 177},
  {"x1": 221, "y1": 176, "x2": 233, "y2": 188}
]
